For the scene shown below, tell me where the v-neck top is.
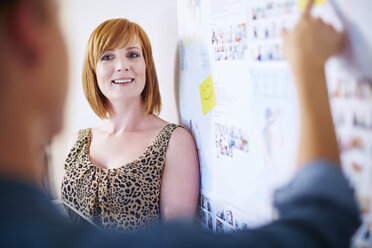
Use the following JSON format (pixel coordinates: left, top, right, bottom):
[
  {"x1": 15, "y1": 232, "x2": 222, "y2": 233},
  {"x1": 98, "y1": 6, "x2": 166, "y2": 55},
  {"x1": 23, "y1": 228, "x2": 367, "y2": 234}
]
[{"x1": 61, "y1": 123, "x2": 181, "y2": 231}]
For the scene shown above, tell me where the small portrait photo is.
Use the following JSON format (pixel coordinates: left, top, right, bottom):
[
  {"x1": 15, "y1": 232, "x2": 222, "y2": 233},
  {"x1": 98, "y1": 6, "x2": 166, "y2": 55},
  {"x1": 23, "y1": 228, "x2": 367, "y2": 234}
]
[
  {"x1": 208, "y1": 213, "x2": 213, "y2": 230},
  {"x1": 216, "y1": 219, "x2": 224, "y2": 233},
  {"x1": 199, "y1": 208, "x2": 207, "y2": 224}
]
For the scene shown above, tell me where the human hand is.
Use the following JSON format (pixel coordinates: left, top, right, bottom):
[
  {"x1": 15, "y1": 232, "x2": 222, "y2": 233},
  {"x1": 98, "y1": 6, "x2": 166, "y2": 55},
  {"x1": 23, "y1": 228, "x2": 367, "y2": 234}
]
[
  {"x1": 283, "y1": 0, "x2": 342, "y2": 169},
  {"x1": 281, "y1": 0, "x2": 346, "y2": 68}
]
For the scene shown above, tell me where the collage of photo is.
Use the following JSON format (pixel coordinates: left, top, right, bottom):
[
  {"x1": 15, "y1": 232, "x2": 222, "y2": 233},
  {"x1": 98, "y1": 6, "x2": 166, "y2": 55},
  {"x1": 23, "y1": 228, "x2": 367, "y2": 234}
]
[
  {"x1": 199, "y1": 193, "x2": 252, "y2": 233},
  {"x1": 330, "y1": 78, "x2": 372, "y2": 132},
  {"x1": 250, "y1": 0, "x2": 296, "y2": 20},
  {"x1": 211, "y1": 23, "x2": 248, "y2": 61},
  {"x1": 214, "y1": 122, "x2": 249, "y2": 158},
  {"x1": 330, "y1": 77, "x2": 372, "y2": 100},
  {"x1": 249, "y1": 0, "x2": 297, "y2": 62},
  {"x1": 199, "y1": 193, "x2": 213, "y2": 230},
  {"x1": 328, "y1": 74, "x2": 372, "y2": 246}
]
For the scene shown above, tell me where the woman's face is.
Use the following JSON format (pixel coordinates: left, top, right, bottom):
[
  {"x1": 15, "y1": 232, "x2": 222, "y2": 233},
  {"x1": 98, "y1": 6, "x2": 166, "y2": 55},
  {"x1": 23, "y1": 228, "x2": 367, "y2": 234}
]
[{"x1": 95, "y1": 37, "x2": 146, "y2": 104}]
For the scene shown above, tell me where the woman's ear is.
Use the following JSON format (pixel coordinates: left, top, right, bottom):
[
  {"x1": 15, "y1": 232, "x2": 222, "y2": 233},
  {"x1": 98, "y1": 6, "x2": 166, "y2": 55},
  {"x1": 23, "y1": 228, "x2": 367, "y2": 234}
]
[{"x1": 7, "y1": 1, "x2": 44, "y2": 66}]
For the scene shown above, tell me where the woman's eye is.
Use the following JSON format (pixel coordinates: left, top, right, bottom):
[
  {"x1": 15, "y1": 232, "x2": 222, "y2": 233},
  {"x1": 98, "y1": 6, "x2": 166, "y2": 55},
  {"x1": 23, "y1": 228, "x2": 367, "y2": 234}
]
[
  {"x1": 101, "y1": 54, "x2": 113, "y2": 61},
  {"x1": 128, "y1": 52, "x2": 140, "y2": 58}
]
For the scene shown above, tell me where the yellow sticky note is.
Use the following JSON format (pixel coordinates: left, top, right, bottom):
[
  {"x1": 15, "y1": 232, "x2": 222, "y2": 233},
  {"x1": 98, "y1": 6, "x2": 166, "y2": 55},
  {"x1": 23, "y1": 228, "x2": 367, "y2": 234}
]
[
  {"x1": 298, "y1": 0, "x2": 326, "y2": 9},
  {"x1": 199, "y1": 75, "x2": 217, "y2": 115}
]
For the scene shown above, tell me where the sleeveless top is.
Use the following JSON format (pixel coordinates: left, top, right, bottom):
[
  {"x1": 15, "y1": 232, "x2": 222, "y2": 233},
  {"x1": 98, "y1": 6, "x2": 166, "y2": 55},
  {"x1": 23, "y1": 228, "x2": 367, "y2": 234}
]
[{"x1": 61, "y1": 123, "x2": 181, "y2": 231}]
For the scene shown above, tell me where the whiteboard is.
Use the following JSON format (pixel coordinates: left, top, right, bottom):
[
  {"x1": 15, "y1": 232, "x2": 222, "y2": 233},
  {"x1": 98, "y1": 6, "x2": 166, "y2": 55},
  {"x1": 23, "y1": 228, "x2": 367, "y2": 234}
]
[{"x1": 177, "y1": 0, "x2": 372, "y2": 247}]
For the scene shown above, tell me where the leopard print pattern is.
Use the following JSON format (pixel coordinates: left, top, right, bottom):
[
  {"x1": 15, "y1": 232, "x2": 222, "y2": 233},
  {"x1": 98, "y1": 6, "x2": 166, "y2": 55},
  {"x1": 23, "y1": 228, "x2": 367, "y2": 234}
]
[{"x1": 61, "y1": 123, "x2": 181, "y2": 231}]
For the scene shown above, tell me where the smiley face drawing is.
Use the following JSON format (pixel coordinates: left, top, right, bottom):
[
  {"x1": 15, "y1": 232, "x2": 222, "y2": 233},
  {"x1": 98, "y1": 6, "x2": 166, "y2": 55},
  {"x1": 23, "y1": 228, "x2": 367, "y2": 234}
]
[{"x1": 199, "y1": 75, "x2": 217, "y2": 115}]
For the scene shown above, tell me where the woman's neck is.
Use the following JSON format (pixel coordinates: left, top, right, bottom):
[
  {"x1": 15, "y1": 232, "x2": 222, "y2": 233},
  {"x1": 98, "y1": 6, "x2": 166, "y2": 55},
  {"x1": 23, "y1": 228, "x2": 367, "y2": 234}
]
[{"x1": 105, "y1": 97, "x2": 150, "y2": 133}]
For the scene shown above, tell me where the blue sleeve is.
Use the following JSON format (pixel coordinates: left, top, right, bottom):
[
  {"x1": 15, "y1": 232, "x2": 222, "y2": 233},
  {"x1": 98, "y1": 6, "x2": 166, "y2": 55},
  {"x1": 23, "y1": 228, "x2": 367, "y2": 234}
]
[
  {"x1": 265, "y1": 161, "x2": 361, "y2": 247},
  {"x1": 274, "y1": 160, "x2": 358, "y2": 217}
]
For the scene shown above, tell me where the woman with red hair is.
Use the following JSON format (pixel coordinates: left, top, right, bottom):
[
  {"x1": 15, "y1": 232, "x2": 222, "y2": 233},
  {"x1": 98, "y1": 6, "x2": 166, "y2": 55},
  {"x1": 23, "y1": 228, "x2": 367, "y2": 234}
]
[{"x1": 61, "y1": 18, "x2": 200, "y2": 231}]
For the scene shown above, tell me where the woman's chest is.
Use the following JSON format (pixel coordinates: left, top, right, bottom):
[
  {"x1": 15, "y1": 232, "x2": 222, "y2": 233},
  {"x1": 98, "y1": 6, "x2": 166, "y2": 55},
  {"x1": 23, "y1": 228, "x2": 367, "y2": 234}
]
[{"x1": 88, "y1": 131, "x2": 161, "y2": 169}]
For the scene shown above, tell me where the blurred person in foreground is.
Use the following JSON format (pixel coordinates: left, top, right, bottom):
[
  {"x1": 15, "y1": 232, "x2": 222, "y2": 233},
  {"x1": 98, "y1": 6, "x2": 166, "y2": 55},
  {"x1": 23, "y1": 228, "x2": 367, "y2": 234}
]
[{"x1": 0, "y1": 0, "x2": 360, "y2": 247}]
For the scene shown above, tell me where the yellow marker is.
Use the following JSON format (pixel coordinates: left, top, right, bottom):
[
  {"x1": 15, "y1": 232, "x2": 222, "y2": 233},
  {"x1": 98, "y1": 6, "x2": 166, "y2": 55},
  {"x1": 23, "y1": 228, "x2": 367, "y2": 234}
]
[
  {"x1": 199, "y1": 75, "x2": 217, "y2": 115},
  {"x1": 298, "y1": 0, "x2": 325, "y2": 9}
]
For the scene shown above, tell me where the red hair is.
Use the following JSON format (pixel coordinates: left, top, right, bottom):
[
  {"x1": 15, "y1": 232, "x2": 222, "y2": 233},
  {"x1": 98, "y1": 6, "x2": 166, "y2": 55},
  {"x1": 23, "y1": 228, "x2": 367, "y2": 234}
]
[{"x1": 82, "y1": 18, "x2": 161, "y2": 119}]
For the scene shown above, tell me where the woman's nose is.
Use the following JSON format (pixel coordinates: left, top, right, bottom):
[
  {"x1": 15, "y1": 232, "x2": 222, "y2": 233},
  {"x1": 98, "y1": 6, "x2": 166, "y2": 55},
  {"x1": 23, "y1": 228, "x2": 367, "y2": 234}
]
[{"x1": 115, "y1": 57, "x2": 129, "y2": 72}]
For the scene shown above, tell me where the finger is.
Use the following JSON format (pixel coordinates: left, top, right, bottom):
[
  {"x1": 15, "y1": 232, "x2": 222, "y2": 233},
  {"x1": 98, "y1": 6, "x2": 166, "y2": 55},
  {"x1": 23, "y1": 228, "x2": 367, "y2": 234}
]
[
  {"x1": 337, "y1": 30, "x2": 348, "y2": 53},
  {"x1": 280, "y1": 28, "x2": 289, "y2": 60},
  {"x1": 280, "y1": 28, "x2": 290, "y2": 44},
  {"x1": 280, "y1": 28, "x2": 289, "y2": 38},
  {"x1": 303, "y1": 0, "x2": 315, "y2": 18},
  {"x1": 316, "y1": 17, "x2": 324, "y2": 23}
]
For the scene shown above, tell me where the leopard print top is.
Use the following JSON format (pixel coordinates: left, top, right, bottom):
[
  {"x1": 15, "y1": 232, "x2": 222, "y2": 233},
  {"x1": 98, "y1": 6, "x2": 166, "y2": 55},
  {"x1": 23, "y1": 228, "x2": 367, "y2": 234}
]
[{"x1": 61, "y1": 123, "x2": 181, "y2": 231}]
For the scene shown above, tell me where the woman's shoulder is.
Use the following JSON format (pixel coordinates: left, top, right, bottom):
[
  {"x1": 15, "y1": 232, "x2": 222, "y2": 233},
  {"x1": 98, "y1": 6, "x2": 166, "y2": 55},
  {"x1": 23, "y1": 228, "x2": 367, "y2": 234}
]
[
  {"x1": 148, "y1": 115, "x2": 181, "y2": 130},
  {"x1": 65, "y1": 128, "x2": 91, "y2": 155},
  {"x1": 148, "y1": 116, "x2": 193, "y2": 147},
  {"x1": 162, "y1": 123, "x2": 198, "y2": 168},
  {"x1": 148, "y1": 115, "x2": 169, "y2": 129},
  {"x1": 149, "y1": 117, "x2": 185, "y2": 135},
  {"x1": 167, "y1": 125, "x2": 194, "y2": 147}
]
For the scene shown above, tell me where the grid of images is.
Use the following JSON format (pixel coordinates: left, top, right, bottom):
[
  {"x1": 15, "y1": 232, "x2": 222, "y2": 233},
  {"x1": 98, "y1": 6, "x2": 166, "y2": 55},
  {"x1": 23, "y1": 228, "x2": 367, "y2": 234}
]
[
  {"x1": 330, "y1": 77, "x2": 372, "y2": 100},
  {"x1": 199, "y1": 193, "x2": 251, "y2": 233},
  {"x1": 251, "y1": 0, "x2": 296, "y2": 20},
  {"x1": 329, "y1": 75, "x2": 372, "y2": 247},
  {"x1": 214, "y1": 123, "x2": 249, "y2": 158},
  {"x1": 249, "y1": 0, "x2": 297, "y2": 62},
  {"x1": 211, "y1": 23, "x2": 248, "y2": 61}
]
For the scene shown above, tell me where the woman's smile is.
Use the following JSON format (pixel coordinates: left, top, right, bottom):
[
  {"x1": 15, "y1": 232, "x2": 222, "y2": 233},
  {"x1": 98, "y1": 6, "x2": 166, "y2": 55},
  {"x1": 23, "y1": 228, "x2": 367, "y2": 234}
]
[{"x1": 112, "y1": 78, "x2": 135, "y2": 85}]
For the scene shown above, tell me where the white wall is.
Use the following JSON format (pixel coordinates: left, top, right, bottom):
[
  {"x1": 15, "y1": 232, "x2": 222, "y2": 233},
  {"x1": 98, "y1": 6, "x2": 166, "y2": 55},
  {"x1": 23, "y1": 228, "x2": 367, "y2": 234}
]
[{"x1": 50, "y1": 0, "x2": 180, "y2": 197}]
